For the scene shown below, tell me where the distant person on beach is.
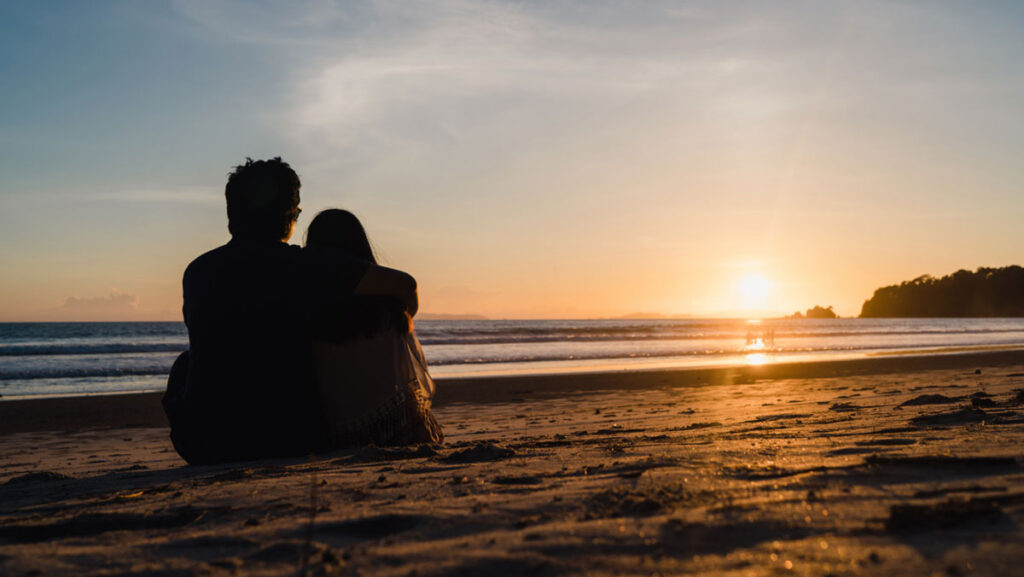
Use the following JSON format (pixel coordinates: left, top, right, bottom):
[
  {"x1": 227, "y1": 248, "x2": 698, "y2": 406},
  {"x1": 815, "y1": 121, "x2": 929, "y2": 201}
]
[
  {"x1": 163, "y1": 158, "x2": 420, "y2": 465},
  {"x1": 304, "y1": 209, "x2": 443, "y2": 446}
]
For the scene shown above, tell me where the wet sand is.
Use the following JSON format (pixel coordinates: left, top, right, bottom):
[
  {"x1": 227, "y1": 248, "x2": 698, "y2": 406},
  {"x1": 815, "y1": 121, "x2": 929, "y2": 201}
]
[{"x1": 2, "y1": 350, "x2": 1024, "y2": 576}]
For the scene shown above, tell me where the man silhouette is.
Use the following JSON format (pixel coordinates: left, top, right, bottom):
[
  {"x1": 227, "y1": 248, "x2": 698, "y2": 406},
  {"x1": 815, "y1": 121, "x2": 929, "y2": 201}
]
[{"x1": 163, "y1": 158, "x2": 418, "y2": 465}]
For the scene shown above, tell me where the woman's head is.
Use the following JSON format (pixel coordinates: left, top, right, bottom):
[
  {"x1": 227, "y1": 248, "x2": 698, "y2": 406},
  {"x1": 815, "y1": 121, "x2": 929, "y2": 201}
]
[{"x1": 305, "y1": 209, "x2": 377, "y2": 263}]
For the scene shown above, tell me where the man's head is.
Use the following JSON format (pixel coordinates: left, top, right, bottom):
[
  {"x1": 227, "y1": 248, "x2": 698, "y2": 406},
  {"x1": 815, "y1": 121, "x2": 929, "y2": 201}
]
[{"x1": 225, "y1": 157, "x2": 301, "y2": 241}]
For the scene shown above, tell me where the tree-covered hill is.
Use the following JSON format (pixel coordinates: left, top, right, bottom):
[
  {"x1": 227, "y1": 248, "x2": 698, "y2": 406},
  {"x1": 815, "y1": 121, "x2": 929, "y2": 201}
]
[{"x1": 860, "y1": 266, "x2": 1024, "y2": 317}]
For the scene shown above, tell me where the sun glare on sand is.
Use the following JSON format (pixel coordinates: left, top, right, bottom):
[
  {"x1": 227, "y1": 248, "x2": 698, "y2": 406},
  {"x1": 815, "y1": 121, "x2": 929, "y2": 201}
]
[{"x1": 738, "y1": 273, "x2": 774, "y2": 310}]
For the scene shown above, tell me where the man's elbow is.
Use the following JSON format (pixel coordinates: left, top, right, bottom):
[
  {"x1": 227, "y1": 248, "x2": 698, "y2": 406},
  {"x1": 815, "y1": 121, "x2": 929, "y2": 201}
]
[
  {"x1": 399, "y1": 271, "x2": 417, "y2": 295},
  {"x1": 355, "y1": 266, "x2": 418, "y2": 312}
]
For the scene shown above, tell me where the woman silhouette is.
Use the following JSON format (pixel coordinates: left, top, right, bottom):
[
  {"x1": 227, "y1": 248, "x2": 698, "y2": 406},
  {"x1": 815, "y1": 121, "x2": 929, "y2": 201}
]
[{"x1": 305, "y1": 209, "x2": 443, "y2": 447}]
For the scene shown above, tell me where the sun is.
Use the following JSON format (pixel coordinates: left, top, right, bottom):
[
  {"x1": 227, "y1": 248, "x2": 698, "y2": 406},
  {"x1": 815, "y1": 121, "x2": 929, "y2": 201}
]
[{"x1": 737, "y1": 273, "x2": 773, "y2": 309}]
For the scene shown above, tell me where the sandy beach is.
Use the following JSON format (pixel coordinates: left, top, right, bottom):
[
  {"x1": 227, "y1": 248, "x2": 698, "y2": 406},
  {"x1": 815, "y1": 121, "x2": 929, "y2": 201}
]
[{"x1": 2, "y1": 350, "x2": 1024, "y2": 576}]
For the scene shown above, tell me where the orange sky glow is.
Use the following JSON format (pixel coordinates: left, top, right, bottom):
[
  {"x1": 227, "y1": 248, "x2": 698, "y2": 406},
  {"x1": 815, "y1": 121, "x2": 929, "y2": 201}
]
[{"x1": 1, "y1": 2, "x2": 1022, "y2": 321}]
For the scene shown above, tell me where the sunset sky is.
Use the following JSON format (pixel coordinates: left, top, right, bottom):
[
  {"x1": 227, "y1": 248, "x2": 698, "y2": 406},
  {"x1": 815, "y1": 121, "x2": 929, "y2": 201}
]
[{"x1": 1, "y1": 1, "x2": 1023, "y2": 321}]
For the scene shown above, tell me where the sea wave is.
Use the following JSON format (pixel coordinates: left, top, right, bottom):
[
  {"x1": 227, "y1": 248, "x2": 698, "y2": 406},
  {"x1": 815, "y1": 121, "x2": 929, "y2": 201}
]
[
  {"x1": 5, "y1": 322, "x2": 1024, "y2": 354},
  {"x1": 0, "y1": 366, "x2": 177, "y2": 381},
  {"x1": 0, "y1": 345, "x2": 849, "y2": 380},
  {"x1": 0, "y1": 343, "x2": 187, "y2": 357},
  {"x1": 415, "y1": 326, "x2": 1024, "y2": 346}
]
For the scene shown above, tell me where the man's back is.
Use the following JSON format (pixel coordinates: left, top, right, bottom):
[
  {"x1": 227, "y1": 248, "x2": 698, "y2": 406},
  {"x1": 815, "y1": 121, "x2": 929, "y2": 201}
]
[{"x1": 171, "y1": 238, "x2": 366, "y2": 463}]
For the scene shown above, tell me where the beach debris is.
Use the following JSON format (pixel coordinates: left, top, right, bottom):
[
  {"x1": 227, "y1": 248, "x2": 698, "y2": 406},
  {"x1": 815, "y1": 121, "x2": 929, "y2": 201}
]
[
  {"x1": 3, "y1": 471, "x2": 73, "y2": 486},
  {"x1": 440, "y1": 441, "x2": 515, "y2": 463},
  {"x1": 884, "y1": 498, "x2": 1009, "y2": 532},
  {"x1": 899, "y1": 394, "x2": 961, "y2": 407}
]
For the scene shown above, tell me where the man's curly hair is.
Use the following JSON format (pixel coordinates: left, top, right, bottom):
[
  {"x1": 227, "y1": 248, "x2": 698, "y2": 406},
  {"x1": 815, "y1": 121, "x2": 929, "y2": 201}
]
[{"x1": 225, "y1": 157, "x2": 301, "y2": 240}]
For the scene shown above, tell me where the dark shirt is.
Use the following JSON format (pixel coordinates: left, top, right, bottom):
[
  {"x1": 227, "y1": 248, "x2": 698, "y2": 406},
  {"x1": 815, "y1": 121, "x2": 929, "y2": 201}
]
[{"x1": 176, "y1": 238, "x2": 368, "y2": 463}]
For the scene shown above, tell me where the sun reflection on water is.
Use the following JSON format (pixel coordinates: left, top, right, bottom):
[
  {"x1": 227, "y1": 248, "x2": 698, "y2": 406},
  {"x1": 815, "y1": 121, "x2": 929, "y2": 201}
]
[{"x1": 745, "y1": 353, "x2": 768, "y2": 366}]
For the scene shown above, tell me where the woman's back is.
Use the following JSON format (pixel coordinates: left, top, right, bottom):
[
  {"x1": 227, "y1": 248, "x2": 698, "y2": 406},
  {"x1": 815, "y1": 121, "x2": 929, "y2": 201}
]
[{"x1": 305, "y1": 209, "x2": 442, "y2": 447}]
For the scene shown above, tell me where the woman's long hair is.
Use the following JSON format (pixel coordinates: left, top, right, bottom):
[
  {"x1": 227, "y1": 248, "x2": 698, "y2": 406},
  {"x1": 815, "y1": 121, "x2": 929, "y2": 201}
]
[
  {"x1": 305, "y1": 209, "x2": 377, "y2": 263},
  {"x1": 304, "y1": 209, "x2": 407, "y2": 337}
]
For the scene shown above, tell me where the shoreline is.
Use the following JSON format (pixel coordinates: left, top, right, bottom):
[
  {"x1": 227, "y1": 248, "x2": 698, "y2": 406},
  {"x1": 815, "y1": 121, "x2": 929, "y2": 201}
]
[{"x1": 3, "y1": 348, "x2": 1023, "y2": 436}]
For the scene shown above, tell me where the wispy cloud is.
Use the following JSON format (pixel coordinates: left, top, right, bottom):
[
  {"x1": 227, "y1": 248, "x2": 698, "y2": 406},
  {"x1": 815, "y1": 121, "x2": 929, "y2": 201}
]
[
  {"x1": 286, "y1": 1, "x2": 735, "y2": 159},
  {"x1": 28, "y1": 289, "x2": 145, "y2": 321},
  {"x1": 176, "y1": 1, "x2": 791, "y2": 174},
  {"x1": 62, "y1": 289, "x2": 139, "y2": 313},
  {"x1": 87, "y1": 187, "x2": 222, "y2": 204},
  {"x1": 7, "y1": 186, "x2": 222, "y2": 205}
]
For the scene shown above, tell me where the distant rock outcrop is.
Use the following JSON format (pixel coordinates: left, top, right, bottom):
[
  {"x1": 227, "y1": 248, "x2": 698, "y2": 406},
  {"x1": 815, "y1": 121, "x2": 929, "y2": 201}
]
[
  {"x1": 860, "y1": 266, "x2": 1024, "y2": 317},
  {"x1": 416, "y1": 313, "x2": 488, "y2": 321},
  {"x1": 787, "y1": 305, "x2": 838, "y2": 319}
]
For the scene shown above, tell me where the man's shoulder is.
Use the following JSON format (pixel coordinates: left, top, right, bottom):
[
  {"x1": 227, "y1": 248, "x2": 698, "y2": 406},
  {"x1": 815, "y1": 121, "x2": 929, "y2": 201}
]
[
  {"x1": 185, "y1": 241, "x2": 303, "y2": 276},
  {"x1": 184, "y1": 243, "x2": 233, "y2": 279}
]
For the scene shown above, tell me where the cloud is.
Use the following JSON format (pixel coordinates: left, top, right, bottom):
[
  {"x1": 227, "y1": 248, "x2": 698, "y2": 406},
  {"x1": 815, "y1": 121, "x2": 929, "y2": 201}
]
[
  {"x1": 6, "y1": 186, "x2": 222, "y2": 206},
  {"x1": 63, "y1": 290, "x2": 139, "y2": 310},
  {"x1": 286, "y1": 1, "x2": 716, "y2": 160},
  {"x1": 172, "y1": 2, "x2": 901, "y2": 185},
  {"x1": 59, "y1": 290, "x2": 140, "y2": 320},
  {"x1": 86, "y1": 187, "x2": 222, "y2": 204},
  {"x1": 170, "y1": 1, "x2": 771, "y2": 178}
]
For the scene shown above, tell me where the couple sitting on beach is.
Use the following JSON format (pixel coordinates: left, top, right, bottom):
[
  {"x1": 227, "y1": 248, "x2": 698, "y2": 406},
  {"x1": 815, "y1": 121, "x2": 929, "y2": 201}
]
[{"x1": 163, "y1": 158, "x2": 442, "y2": 465}]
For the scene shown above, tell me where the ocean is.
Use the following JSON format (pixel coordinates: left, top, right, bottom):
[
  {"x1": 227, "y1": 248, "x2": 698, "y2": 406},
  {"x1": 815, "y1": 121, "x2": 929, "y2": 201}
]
[{"x1": 3, "y1": 318, "x2": 1024, "y2": 399}]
